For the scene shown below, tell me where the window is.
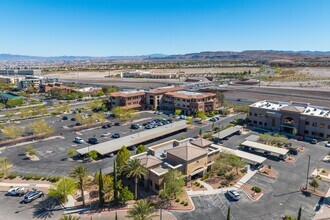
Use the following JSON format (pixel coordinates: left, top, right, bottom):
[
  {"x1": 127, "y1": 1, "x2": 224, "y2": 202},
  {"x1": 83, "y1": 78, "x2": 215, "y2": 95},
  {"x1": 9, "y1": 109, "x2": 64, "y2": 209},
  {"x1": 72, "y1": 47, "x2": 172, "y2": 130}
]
[
  {"x1": 249, "y1": 112, "x2": 252, "y2": 116},
  {"x1": 254, "y1": 121, "x2": 257, "y2": 124},
  {"x1": 155, "y1": 184, "x2": 160, "y2": 191},
  {"x1": 259, "y1": 114, "x2": 263, "y2": 118},
  {"x1": 328, "y1": 125, "x2": 330, "y2": 129},
  {"x1": 320, "y1": 123, "x2": 325, "y2": 128},
  {"x1": 312, "y1": 131, "x2": 316, "y2": 136},
  {"x1": 259, "y1": 122, "x2": 262, "y2": 125},
  {"x1": 272, "y1": 118, "x2": 275, "y2": 126},
  {"x1": 312, "y1": 122, "x2": 318, "y2": 127},
  {"x1": 305, "y1": 121, "x2": 310, "y2": 126},
  {"x1": 254, "y1": 113, "x2": 257, "y2": 116},
  {"x1": 304, "y1": 130, "x2": 309, "y2": 134},
  {"x1": 264, "y1": 123, "x2": 267, "y2": 126},
  {"x1": 319, "y1": 133, "x2": 324, "y2": 137}
]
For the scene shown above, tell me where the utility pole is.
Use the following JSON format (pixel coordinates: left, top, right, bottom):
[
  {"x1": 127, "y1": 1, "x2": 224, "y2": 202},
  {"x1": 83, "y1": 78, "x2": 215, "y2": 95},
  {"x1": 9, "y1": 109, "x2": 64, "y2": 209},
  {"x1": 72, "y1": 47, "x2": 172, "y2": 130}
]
[{"x1": 305, "y1": 155, "x2": 311, "y2": 189}]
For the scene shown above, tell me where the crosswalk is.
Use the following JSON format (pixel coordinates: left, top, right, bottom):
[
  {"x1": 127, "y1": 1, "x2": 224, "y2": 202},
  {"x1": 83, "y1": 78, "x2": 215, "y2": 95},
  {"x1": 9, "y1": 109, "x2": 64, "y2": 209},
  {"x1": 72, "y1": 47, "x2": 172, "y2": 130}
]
[{"x1": 198, "y1": 194, "x2": 236, "y2": 220}]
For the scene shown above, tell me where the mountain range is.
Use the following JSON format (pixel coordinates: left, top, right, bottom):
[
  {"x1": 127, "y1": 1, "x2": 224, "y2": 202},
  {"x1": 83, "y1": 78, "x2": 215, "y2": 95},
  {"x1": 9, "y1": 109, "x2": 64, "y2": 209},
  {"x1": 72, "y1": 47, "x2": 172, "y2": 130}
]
[{"x1": 1, "y1": 50, "x2": 330, "y2": 62}]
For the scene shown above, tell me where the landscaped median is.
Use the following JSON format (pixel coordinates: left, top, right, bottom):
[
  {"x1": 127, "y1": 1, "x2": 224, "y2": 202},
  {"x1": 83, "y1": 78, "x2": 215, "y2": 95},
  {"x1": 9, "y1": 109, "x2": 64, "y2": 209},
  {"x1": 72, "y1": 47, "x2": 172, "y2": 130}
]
[
  {"x1": 258, "y1": 165, "x2": 278, "y2": 179},
  {"x1": 240, "y1": 183, "x2": 264, "y2": 201}
]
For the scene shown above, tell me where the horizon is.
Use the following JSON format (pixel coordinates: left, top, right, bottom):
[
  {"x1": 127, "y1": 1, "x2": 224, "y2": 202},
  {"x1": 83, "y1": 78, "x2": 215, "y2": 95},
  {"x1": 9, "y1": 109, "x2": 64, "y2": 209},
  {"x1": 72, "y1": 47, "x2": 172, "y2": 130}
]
[{"x1": 1, "y1": 0, "x2": 330, "y2": 56}]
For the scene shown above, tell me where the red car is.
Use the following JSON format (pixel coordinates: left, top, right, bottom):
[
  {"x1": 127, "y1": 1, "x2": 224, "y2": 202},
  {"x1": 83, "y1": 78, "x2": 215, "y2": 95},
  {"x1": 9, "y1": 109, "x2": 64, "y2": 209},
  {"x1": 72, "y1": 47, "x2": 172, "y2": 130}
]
[{"x1": 297, "y1": 136, "x2": 304, "y2": 141}]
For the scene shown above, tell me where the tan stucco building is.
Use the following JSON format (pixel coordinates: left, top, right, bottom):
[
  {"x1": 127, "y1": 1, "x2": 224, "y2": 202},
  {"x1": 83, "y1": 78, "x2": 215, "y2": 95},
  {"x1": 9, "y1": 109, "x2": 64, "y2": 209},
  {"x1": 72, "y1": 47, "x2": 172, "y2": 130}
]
[{"x1": 249, "y1": 100, "x2": 330, "y2": 140}]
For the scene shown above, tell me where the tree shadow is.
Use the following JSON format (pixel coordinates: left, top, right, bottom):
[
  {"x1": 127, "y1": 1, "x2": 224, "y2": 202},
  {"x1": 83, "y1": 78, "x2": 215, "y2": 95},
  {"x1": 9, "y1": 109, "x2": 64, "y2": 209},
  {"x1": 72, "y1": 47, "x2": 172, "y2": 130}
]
[{"x1": 32, "y1": 197, "x2": 64, "y2": 219}]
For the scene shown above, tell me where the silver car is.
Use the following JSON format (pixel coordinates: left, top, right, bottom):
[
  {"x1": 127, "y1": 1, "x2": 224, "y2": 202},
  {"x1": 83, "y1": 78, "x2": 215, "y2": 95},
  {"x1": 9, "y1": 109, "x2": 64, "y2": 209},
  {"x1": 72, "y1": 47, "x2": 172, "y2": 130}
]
[{"x1": 227, "y1": 190, "x2": 241, "y2": 201}]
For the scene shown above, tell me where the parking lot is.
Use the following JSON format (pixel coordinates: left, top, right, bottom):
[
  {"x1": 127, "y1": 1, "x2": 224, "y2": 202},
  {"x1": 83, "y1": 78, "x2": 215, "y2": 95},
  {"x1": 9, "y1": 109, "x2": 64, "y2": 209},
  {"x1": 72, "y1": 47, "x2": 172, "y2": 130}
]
[
  {"x1": 0, "y1": 192, "x2": 63, "y2": 220},
  {"x1": 174, "y1": 130, "x2": 330, "y2": 219}
]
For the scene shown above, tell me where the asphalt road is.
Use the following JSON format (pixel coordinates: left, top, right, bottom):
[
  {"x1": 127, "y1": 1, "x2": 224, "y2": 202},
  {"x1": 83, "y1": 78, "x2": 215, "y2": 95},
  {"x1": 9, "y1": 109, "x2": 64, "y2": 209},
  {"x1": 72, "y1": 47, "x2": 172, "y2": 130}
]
[{"x1": 0, "y1": 192, "x2": 63, "y2": 220}]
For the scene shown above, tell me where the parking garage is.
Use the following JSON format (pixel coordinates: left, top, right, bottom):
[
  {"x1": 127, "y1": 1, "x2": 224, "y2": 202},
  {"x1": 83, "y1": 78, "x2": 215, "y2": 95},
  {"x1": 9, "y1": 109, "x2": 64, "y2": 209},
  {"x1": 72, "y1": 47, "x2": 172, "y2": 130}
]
[{"x1": 240, "y1": 140, "x2": 289, "y2": 160}]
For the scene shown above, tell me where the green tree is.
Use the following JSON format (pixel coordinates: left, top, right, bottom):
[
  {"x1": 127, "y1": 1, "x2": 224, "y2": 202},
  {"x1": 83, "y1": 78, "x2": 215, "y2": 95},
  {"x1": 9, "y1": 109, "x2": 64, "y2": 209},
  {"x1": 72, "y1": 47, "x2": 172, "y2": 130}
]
[
  {"x1": 28, "y1": 119, "x2": 54, "y2": 136},
  {"x1": 87, "y1": 150, "x2": 98, "y2": 160},
  {"x1": 309, "y1": 179, "x2": 319, "y2": 192},
  {"x1": 113, "y1": 160, "x2": 119, "y2": 206},
  {"x1": 216, "y1": 92, "x2": 225, "y2": 105},
  {"x1": 116, "y1": 146, "x2": 130, "y2": 173},
  {"x1": 87, "y1": 100, "x2": 103, "y2": 111},
  {"x1": 161, "y1": 169, "x2": 185, "y2": 199},
  {"x1": 227, "y1": 154, "x2": 246, "y2": 175},
  {"x1": 67, "y1": 148, "x2": 76, "y2": 158},
  {"x1": 136, "y1": 144, "x2": 147, "y2": 155},
  {"x1": 70, "y1": 166, "x2": 88, "y2": 206},
  {"x1": 20, "y1": 108, "x2": 32, "y2": 118},
  {"x1": 2, "y1": 125, "x2": 24, "y2": 140},
  {"x1": 6, "y1": 98, "x2": 24, "y2": 108},
  {"x1": 174, "y1": 109, "x2": 182, "y2": 115},
  {"x1": 59, "y1": 215, "x2": 80, "y2": 220},
  {"x1": 112, "y1": 107, "x2": 137, "y2": 123},
  {"x1": 25, "y1": 146, "x2": 36, "y2": 156},
  {"x1": 127, "y1": 200, "x2": 156, "y2": 220},
  {"x1": 0, "y1": 157, "x2": 12, "y2": 176},
  {"x1": 98, "y1": 168, "x2": 105, "y2": 207},
  {"x1": 196, "y1": 111, "x2": 206, "y2": 121},
  {"x1": 120, "y1": 186, "x2": 134, "y2": 204},
  {"x1": 48, "y1": 177, "x2": 76, "y2": 203},
  {"x1": 199, "y1": 128, "x2": 203, "y2": 138},
  {"x1": 124, "y1": 159, "x2": 147, "y2": 200}
]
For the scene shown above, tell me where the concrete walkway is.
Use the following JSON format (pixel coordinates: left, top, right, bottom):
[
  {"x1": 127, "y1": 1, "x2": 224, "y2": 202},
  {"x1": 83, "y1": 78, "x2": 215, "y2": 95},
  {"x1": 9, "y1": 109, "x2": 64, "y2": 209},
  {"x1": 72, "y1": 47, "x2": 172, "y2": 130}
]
[
  {"x1": 0, "y1": 182, "x2": 51, "y2": 188},
  {"x1": 234, "y1": 169, "x2": 258, "y2": 188},
  {"x1": 79, "y1": 210, "x2": 177, "y2": 220}
]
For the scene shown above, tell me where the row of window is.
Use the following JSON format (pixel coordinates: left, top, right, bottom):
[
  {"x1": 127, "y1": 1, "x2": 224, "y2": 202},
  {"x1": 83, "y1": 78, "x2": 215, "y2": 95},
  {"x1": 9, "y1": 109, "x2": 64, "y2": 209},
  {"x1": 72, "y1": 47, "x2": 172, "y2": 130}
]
[
  {"x1": 304, "y1": 130, "x2": 330, "y2": 138},
  {"x1": 305, "y1": 121, "x2": 330, "y2": 129}
]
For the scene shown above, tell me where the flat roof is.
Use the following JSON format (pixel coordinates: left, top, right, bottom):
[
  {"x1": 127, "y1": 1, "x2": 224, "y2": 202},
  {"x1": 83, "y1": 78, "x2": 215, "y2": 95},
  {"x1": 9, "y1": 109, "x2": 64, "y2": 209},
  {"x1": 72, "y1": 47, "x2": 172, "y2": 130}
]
[
  {"x1": 76, "y1": 120, "x2": 188, "y2": 155},
  {"x1": 212, "y1": 125, "x2": 242, "y2": 139},
  {"x1": 0, "y1": 92, "x2": 24, "y2": 100},
  {"x1": 165, "y1": 90, "x2": 215, "y2": 99},
  {"x1": 211, "y1": 144, "x2": 266, "y2": 164},
  {"x1": 241, "y1": 140, "x2": 289, "y2": 156}
]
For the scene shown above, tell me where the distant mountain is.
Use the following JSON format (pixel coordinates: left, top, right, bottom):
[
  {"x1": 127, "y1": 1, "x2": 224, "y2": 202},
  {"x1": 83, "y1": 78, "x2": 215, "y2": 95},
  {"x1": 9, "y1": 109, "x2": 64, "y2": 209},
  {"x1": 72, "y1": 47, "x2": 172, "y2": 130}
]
[{"x1": 1, "y1": 50, "x2": 330, "y2": 63}]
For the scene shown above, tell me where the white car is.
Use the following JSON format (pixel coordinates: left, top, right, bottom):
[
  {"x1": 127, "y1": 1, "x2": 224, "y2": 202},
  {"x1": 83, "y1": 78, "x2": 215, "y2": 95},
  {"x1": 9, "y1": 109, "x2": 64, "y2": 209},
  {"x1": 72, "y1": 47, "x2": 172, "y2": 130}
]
[
  {"x1": 101, "y1": 132, "x2": 112, "y2": 137},
  {"x1": 6, "y1": 187, "x2": 28, "y2": 196},
  {"x1": 75, "y1": 137, "x2": 84, "y2": 144},
  {"x1": 325, "y1": 141, "x2": 330, "y2": 147},
  {"x1": 227, "y1": 190, "x2": 241, "y2": 201}
]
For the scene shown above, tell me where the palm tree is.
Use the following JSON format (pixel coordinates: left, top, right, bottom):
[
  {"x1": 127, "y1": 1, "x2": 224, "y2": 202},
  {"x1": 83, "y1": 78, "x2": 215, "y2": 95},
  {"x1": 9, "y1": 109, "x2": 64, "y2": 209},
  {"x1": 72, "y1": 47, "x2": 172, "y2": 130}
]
[
  {"x1": 161, "y1": 169, "x2": 185, "y2": 199},
  {"x1": 59, "y1": 214, "x2": 80, "y2": 220},
  {"x1": 70, "y1": 165, "x2": 88, "y2": 206},
  {"x1": 127, "y1": 200, "x2": 157, "y2": 220},
  {"x1": 124, "y1": 159, "x2": 147, "y2": 200}
]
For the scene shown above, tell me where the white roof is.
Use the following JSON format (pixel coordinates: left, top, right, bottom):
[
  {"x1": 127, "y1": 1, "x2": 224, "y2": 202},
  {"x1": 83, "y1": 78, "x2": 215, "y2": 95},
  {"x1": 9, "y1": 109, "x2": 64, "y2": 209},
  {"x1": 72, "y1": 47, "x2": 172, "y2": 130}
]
[
  {"x1": 212, "y1": 125, "x2": 242, "y2": 139},
  {"x1": 241, "y1": 140, "x2": 289, "y2": 156},
  {"x1": 302, "y1": 106, "x2": 330, "y2": 118},
  {"x1": 76, "y1": 120, "x2": 188, "y2": 155},
  {"x1": 252, "y1": 101, "x2": 289, "y2": 111},
  {"x1": 211, "y1": 144, "x2": 266, "y2": 164}
]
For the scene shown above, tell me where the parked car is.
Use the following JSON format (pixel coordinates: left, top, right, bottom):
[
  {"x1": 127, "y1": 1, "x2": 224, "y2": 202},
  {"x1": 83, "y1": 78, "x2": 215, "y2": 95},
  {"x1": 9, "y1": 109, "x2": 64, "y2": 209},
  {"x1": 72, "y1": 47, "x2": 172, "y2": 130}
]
[
  {"x1": 325, "y1": 141, "x2": 330, "y2": 147},
  {"x1": 227, "y1": 190, "x2": 241, "y2": 201},
  {"x1": 131, "y1": 124, "x2": 141, "y2": 129},
  {"x1": 288, "y1": 148, "x2": 298, "y2": 155},
  {"x1": 145, "y1": 124, "x2": 153, "y2": 129},
  {"x1": 311, "y1": 139, "x2": 318, "y2": 144},
  {"x1": 107, "y1": 123, "x2": 112, "y2": 128},
  {"x1": 229, "y1": 120, "x2": 236, "y2": 124},
  {"x1": 76, "y1": 122, "x2": 82, "y2": 126},
  {"x1": 101, "y1": 132, "x2": 111, "y2": 137},
  {"x1": 6, "y1": 187, "x2": 28, "y2": 196},
  {"x1": 62, "y1": 116, "x2": 68, "y2": 120},
  {"x1": 74, "y1": 137, "x2": 84, "y2": 144},
  {"x1": 114, "y1": 122, "x2": 121, "y2": 126},
  {"x1": 112, "y1": 133, "x2": 120, "y2": 138},
  {"x1": 88, "y1": 137, "x2": 99, "y2": 144},
  {"x1": 297, "y1": 136, "x2": 304, "y2": 141},
  {"x1": 71, "y1": 117, "x2": 76, "y2": 121},
  {"x1": 23, "y1": 191, "x2": 44, "y2": 203}
]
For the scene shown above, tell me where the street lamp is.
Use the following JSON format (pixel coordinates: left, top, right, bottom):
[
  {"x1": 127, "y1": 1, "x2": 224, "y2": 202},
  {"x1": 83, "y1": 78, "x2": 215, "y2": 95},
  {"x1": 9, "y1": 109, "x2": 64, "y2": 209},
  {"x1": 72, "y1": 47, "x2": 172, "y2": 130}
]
[{"x1": 305, "y1": 155, "x2": 311, "y2": 189}]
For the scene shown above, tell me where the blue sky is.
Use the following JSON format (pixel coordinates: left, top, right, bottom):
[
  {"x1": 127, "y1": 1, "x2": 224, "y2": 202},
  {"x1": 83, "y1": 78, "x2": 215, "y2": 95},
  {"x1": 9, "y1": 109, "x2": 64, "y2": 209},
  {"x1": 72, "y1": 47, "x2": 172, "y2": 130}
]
[{"x1": 0, "y1": 0, "x2": 329, "y2": 56}]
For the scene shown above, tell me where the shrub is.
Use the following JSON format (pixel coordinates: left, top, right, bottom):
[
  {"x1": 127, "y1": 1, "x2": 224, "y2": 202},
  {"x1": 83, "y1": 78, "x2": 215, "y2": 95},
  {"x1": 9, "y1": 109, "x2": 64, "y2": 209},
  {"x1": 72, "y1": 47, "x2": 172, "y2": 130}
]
[
  {"x1": 184, "y1": 201, "x2": 188, "y2": 206},
  {"x1": 199, "y1": 185, "x2": 204, "y2": 188},
  {"x1": 251, "y1": 186, "x2": 262, "y2": 193},
  {"x1": 0, "y1": 172, "x2": 4, "y2": 179},
  {"x1": 225, "y1": 173, "x2": 234, "y2": 181},
  {"x1": 47, "y1": 176, "x2": 61, "y2": 183},
  {"x1": 6, "y1": 173, "x2": 17, "y2": 179},
  {"x1": 322, "y1": 170, "x2": 326, "y2": 174},
  {"x1": 180, "y1": 201, "x2": 185, "y2": 205},
  {"x1": 175, "y1": 198, "x2": 180, "y2": 203}
]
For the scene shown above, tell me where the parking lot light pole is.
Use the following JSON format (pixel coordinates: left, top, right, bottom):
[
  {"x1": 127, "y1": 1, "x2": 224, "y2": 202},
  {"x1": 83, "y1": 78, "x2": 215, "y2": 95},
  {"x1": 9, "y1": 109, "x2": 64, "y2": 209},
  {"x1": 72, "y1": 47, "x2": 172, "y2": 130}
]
[{"x1": 305, "y1": 155, "x2": 311, "y2": 189}]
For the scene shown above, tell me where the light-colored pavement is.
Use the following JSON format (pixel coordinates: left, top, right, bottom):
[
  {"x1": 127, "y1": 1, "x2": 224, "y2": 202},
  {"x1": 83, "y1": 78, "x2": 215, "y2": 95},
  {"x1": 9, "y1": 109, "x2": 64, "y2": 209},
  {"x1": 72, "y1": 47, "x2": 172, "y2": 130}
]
[{"x1": 79, "y1": 210, "x2": 177, "y2": 220}]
